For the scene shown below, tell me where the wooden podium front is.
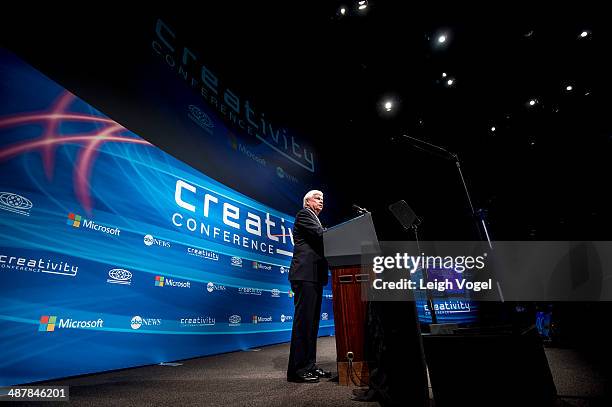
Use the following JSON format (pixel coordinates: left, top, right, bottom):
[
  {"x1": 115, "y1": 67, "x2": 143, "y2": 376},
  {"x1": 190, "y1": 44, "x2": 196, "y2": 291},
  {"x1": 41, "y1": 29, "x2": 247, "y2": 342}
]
[
  {"x1": 331, "y1": 265, "x2": 370, "y2": 386},
  {"x1": 323, "y1": 212, "x2": 379, "y2": 386}
]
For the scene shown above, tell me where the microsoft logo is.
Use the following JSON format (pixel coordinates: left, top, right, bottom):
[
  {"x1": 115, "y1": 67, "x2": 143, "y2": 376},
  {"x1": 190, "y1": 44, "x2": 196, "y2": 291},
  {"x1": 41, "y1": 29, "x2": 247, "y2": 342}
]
[
  {"x1": 155, "y1": 276, "x2": 165, "y2": 287},
  {"x1": 66, "y1": 213, "x2": 82, "y2": 228},
  {"x1": 252, "y1": 315, "x2": 258, "y2": 324},
  {"x1": 39, "y1": 315, "x2": 57, "y2": 332}
]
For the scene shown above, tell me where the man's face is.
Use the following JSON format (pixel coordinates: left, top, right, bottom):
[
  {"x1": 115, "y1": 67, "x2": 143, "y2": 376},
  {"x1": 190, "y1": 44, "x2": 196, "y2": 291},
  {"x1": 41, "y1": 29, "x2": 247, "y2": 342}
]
[{"x1": 307, "y1": 193, "x2": 324, "y2": 215}]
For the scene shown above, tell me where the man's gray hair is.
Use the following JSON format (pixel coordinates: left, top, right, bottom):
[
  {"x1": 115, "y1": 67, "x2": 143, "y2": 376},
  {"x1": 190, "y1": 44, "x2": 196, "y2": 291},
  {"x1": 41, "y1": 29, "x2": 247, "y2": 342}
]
[{"x1": 303, "y1": 190, "x2": 323, "y2": 208}]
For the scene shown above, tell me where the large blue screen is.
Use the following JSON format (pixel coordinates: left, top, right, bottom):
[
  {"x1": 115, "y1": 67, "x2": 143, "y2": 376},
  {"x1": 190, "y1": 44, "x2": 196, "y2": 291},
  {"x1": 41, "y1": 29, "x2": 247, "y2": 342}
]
[{"x1": 0, "y1": 49, "x2": 334, "y2": 385}]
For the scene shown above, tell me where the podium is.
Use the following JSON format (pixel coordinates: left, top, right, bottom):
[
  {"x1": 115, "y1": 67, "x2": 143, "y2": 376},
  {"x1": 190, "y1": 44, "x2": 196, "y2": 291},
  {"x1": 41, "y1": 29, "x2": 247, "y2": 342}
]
[{"x1": 323, "y1": 212, "x2": 380, "y2": 386}]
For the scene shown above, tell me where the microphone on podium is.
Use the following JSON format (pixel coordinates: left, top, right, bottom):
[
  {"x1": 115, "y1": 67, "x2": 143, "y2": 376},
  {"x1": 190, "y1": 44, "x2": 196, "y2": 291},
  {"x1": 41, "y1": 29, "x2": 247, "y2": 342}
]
[{"x1": 352, "y1": 204, "x2": 368, "y2": 214}]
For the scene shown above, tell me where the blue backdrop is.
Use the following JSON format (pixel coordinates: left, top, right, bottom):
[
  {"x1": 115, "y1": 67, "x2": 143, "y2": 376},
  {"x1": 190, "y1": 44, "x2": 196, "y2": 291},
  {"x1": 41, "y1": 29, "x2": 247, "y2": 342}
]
[{"x1": 0, "y1": 48, "x2": 334, "y2": 385}]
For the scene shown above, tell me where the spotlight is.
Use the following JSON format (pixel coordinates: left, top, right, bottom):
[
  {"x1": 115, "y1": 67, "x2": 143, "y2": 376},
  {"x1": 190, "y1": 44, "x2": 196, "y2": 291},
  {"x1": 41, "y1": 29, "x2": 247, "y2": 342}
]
[
  {"x1": 528, "y1": 99, "x2": 537, "y2": 106},
  {"x1": 442, "y1": 72, "x2": 447, "y2": 78},
  {"x1": 566, "y1": 85, "x2": 573, "y2": 91},
  {"x1": 438, "y1": 35, "x2": 447, "y2": 44},
  {"x1": 491, "y1": 126, "x2": 496, "y2": 132},
  {"x1": 384, "y1": 101, "x2": 393, "y2": 111},
  {"x1": 340, "y1": 7, "x2": 346, "y2": 15},
  {"x1": 358, "y1": 0, "x2": 368, "y2": 10},
  {"x1": 447, "y1": 79, "x2": 454, "y2": 86},
  {"x1": 580, "y1": 30, "x2": 589, "y2": 38}
]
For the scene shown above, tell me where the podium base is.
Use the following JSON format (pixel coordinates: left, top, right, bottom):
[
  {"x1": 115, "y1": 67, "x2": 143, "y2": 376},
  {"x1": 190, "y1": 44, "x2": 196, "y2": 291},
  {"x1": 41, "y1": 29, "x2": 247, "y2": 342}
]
[{"x1": 337, "y1": 361, "x2": 369, "y2": 386}]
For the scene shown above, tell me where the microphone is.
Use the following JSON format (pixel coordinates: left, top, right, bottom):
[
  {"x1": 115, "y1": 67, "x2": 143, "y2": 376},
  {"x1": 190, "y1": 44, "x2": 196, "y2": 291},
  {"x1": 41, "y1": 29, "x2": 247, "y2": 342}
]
[{"x1": 352, "y1": 204, "x2": 368, "y2": 214}]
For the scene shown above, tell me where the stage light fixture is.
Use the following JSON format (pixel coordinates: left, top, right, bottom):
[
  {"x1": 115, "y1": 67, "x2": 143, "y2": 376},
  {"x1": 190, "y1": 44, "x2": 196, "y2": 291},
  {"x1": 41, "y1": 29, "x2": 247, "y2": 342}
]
[
  {"x1": 447, "y1": 79, "x2": 454, "y2": 86},
  {"x1": 566, "y1": 85, "x2": 573, "y2": 91},
  {"x1": 491, "y1": 126, "x2": 496, "y2": 132},
  {"x1": 438, "y1": 35, "x2": 447, "y2": 43},
  {"x1": 580, "y1": 30, "x2": 589, "y2": 38},
  {"x1": 442, "y1": 72, "x2": 447, "y2": 78},
  {"x1": 358, "y1": 0, "x2": 368, "y2": 10},
  {"x1": 384, "y1": 101, "x2": 393, "y2": 111},
  {"x1": 340, "y1": 7, "x2": 346, "y2": 15},
  {"x1": 528, "y1": 99, "x2": 537, "y2": 106}
]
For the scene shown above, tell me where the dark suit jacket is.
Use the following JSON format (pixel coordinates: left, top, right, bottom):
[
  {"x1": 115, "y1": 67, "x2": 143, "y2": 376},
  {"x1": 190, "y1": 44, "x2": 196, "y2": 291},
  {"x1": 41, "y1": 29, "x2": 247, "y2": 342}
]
[{"x1": 288, "y1": 208, "x2": 329, "y2": 285}]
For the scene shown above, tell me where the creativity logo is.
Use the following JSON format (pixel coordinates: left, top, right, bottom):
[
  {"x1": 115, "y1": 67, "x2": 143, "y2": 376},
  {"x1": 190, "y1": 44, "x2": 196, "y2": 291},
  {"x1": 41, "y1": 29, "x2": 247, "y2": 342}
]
[
  {"x1": 0, "y1": 192, "x2": 33, "y2": 216},
  {"x1": 180, "y1": 316, "x2": 215, "y2": 327},
  {"x1": 231, "y1": 256, "x2": 243, "y2": 267},
  {"x1": 187, "y1": 247, "x2": 219, "y2": 261},
  {"x1": 107, "y1": 268, "x2": 132, "y2": 285},
  {"x1": 1, "y1": 253, "x2": 79, "y2": 277},
  {"x1": 271, "y1": 289, "x2": 280, "y2": 298},
  {"x1": 321, "y1": 313, "x2": 329, "y2": 321},
  {"x1": 155, "y1": 276, "x2": 164, "y2": 287},
  {"x1": 188, "y1": 104, "x2": 214, "y2": 134},
  {"x1": 239, "y1": 287, "x2": 262, "y2": 296},
  {"x1": 67, "y1": 212, "x2": 82, "y2": 227},
  {"x1": 39, "y1": 315, "x2": 57, "y2": 332}
]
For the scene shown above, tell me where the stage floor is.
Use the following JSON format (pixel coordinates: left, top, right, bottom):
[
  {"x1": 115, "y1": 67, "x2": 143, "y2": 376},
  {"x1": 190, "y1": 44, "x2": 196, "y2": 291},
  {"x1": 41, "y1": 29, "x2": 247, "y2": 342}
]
[{"x1": 25, "y1": 336, "x2": 608, "y2": 406}]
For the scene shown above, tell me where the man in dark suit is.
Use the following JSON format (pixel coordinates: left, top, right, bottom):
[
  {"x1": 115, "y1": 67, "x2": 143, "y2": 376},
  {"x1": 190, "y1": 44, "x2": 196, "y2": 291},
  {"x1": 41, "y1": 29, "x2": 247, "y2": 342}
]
[{"x1": 287, "y1": 190, "x2": 332, "y2": 383}]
